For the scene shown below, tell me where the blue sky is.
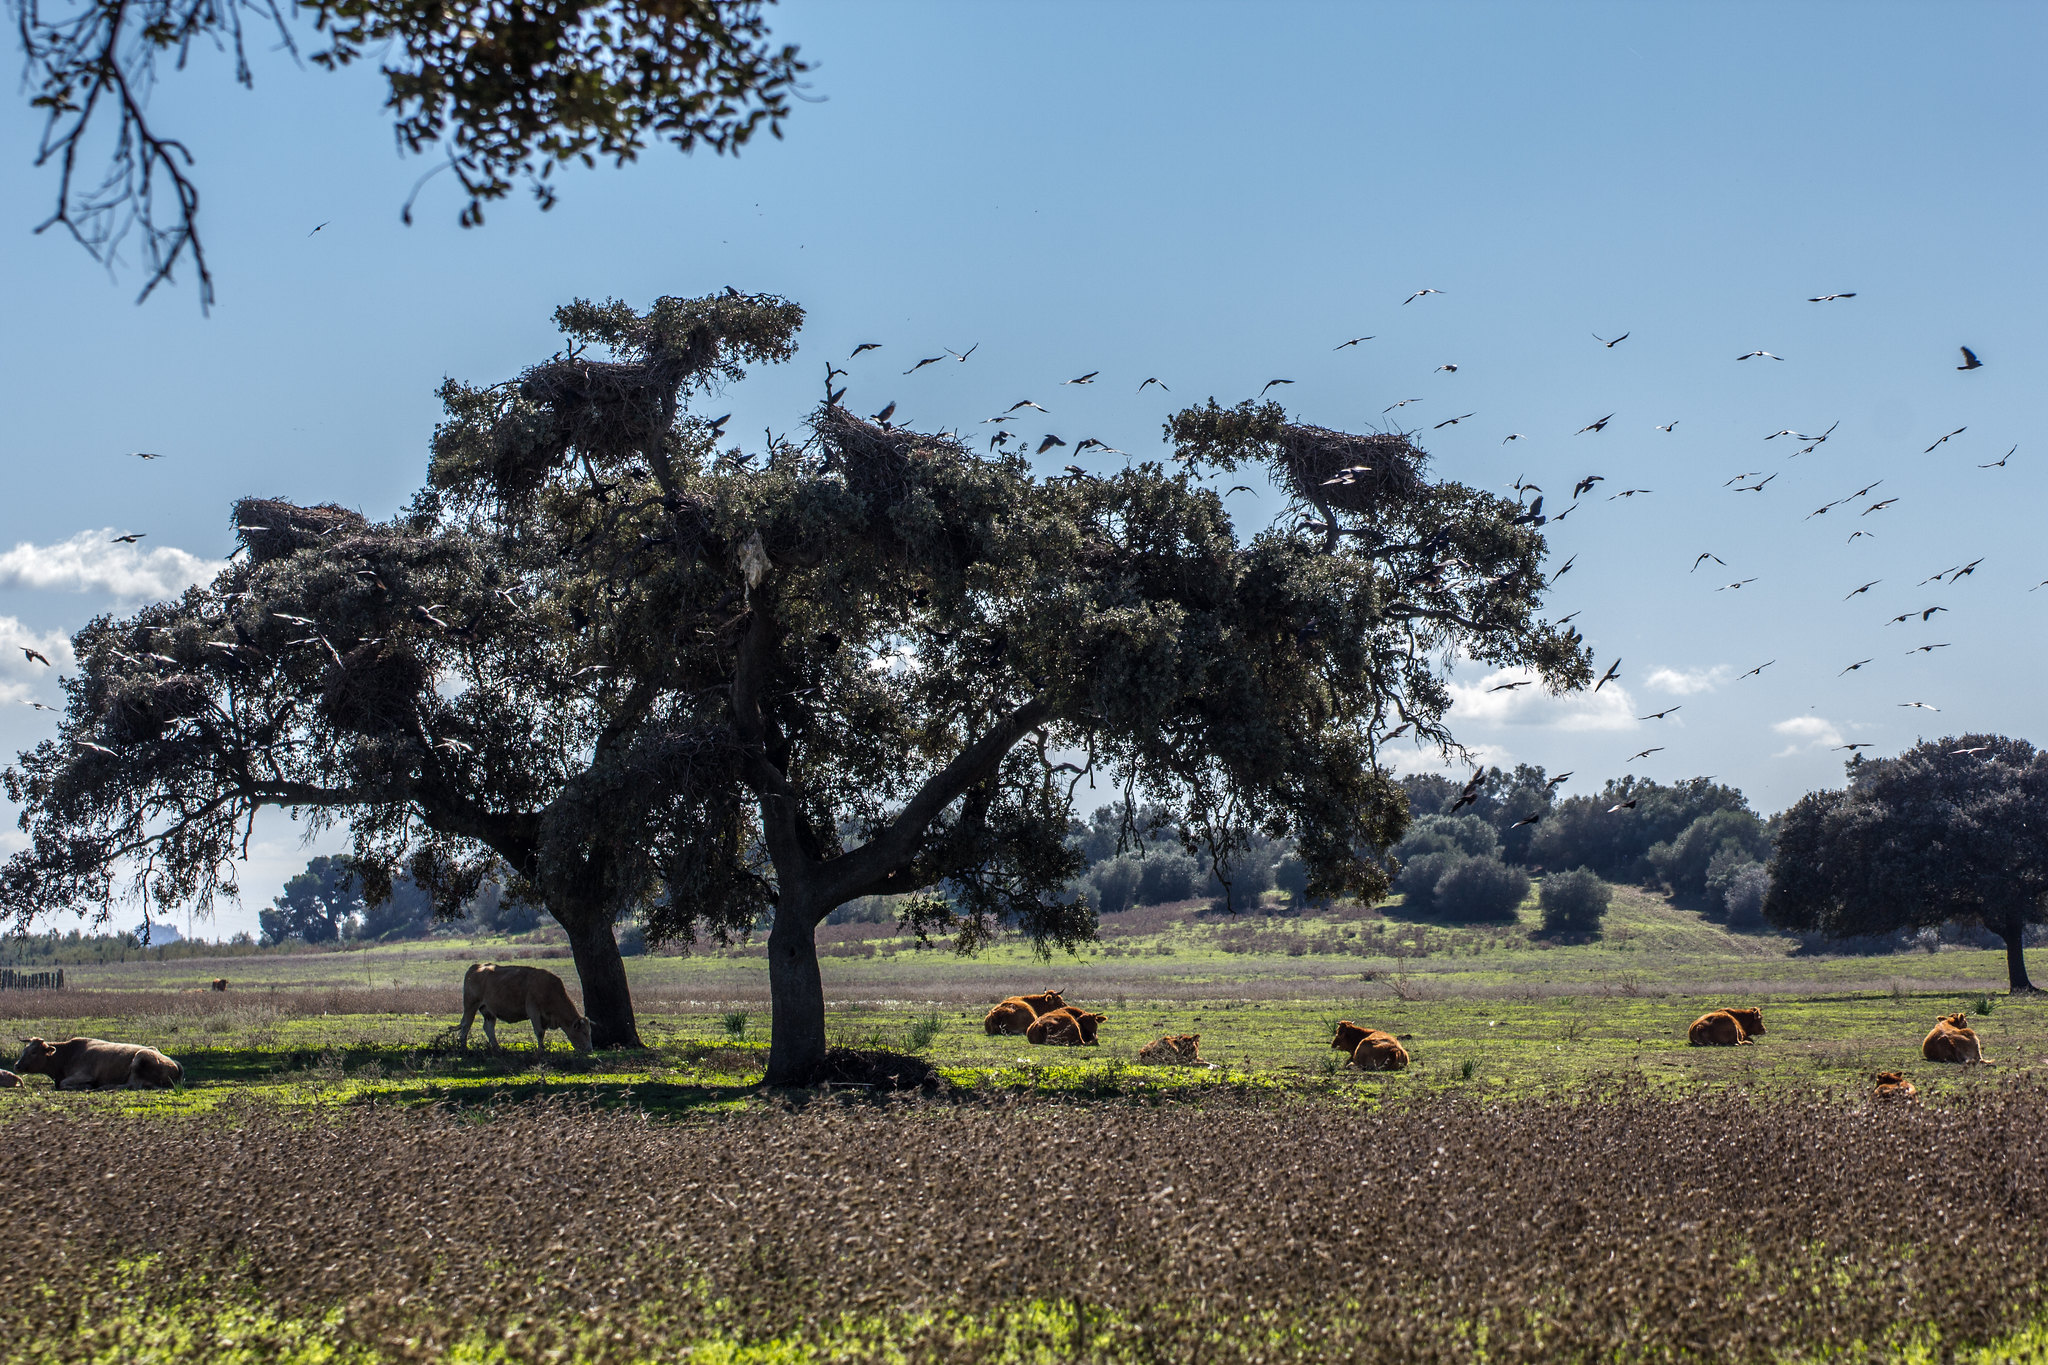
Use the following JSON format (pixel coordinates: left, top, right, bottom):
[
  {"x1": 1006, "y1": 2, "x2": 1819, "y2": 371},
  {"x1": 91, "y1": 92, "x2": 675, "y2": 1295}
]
[{"x1": 3, "y1": 2, "x2": 2044, "y2": 938}]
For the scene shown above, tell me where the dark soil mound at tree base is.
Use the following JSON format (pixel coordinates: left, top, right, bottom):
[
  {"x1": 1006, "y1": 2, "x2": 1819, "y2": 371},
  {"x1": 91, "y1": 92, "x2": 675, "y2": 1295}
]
[{"x1": 806, "y1": 1047, "x2": 946, "y2": 1092}]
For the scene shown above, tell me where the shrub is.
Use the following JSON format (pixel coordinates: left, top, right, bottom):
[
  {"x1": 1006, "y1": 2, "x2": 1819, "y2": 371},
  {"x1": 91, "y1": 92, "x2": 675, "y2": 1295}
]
[
  {"x1": 1088, "y1": 855, "x2": 1142, "y2": 915},
  {"x1": 1133, "y1": 847, "x2": 1201, "y2": 905},
  {"x1": 1393, "y1": 814, "x2": 1500, "y2": 863},
  {"x1": 1651, "y1": 809, "x2": 1772, "y2": 907},
  {"x1": 903, "y1": 1011, "x2": 945, "y2": 1051},
  {"x1": 1432, "y1": 857, "x2": 1530, "y2": 922},
  {"x1": 617, "y1": 922, "x2": 647, "y2": 957},
  {"x1": 720, "y1": 1010, "x2": 749, "y2": 1040},
  {"x1": 1716, "y1": 862, "x2": 1771, "y2": 928},
  {"x1": 1395, "y1": 850, "x2": 1462, "y2": 916},
  {"x1": 1540, "y1": 867, "x2": 1611, "y2": 934}
]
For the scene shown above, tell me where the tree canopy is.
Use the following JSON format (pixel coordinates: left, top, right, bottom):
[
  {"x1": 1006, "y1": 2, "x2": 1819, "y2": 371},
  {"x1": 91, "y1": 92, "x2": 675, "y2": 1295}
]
[
  {"x1": 1766, "y1": 735, "x2": 2048, "y2": 992},
  {"x1": 3, "y1": 287, "x2": 1588, "y2": 1081},
  {"x1": 14, "y1": 0, "x2": 803, "y2": 306}
]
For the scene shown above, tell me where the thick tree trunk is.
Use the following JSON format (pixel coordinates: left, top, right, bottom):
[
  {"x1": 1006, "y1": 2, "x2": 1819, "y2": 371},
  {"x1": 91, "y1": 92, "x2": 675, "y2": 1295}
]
[
  {"x1": 764, "y1": 898, "x2": 828, "y2": 1086},
  {"x1": 1996, "y1": 920, "x2": 2037, "y2": 994},
  {"x1": 558, "y1": 909, "x2": 645, "y2": 1049}
]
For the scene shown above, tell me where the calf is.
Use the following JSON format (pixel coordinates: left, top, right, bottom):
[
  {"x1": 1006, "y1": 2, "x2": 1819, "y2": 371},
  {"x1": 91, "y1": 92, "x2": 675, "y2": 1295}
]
[
  {"x1": 0, "y1": 1070, "x2": 19, "y2": 1088},
  {"x1": 1922, "y1": 1012, "x2": 1990, "y2": 1065},
  {"x1": 1872, "y1": 1071, "x2": 1918, "y2": 1100},
  {"x1": 460, "y1": 963, "x2": 594, "y2": 1055},
  {"x1": 13, "y1": 1037, "x2": 183, "y2": 1090},
  {"x1": 1135, "y1": 1033, "x2": 1203, "y2": 1066},
  {"x1": 1329, "y1": 1020, "x2": 1409, "y2": 1072}
]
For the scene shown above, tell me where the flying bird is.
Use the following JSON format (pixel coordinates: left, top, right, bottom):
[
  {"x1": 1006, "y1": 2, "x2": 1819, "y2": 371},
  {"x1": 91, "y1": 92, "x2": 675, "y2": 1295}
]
[
  {"x1": 1907, "y1": 643, "x2": 1952, "y2": 654},
  {"x1": 1502, "y1": 433, "x2": 1527, "y2": 443},
  {"x1": 1593, "y1": 332, "x2": 1629, "y2": 348},
  {"x1": 1924, "y1": 427, "x2": 1966, "y2": 453},
  {"x1": 1979, "y1": 446, "x2": 2015, "y2": 469},
  {"x1": 1957, "y1": 346, "x2": 1982, "y2": 371},
  {"x1": 1839, "y1": 659, "x2": 1873, "y2": 675},
  {"x1": 1629, "y1": 747, "x2": 1664, "y2": 762},
  {"x1": 1609, "y1": 488, "x2": 1651, "y2": 499},
  {"x1": 903, "y1": 356, "x2": 944, "y2": 375},
  {"x1": 1844, "y1": 580, "x2": 1881, "y2": 600},
  {"x1": 1550, "y1": 554, "x2": 1576, "y2": 582},
  {"x1": 1065, "y1": 372, "x2": 1100, "y2": 386},
  {"x1": 1808, "y1": 293, "x2": 1856, "y2": 302},
  {"x1": 1334, "y1": 336, "x2": 1375, "y2": 350},
  {"x1": 945, "y1": 344, "x2": 979, "y2": 362},
  {"x1": 1545, "y1": 771, "x2": 1574, "y2": 788},
  {"x1": 1488, "y1": 679, "x2": 1535, "y2": 692},
  {"x1": 1953, "y1": 745, "x2": 1992, "y2": 756},
  {"x1": 1402, "y1": 288, "x2": 1444, "y2": 305},
  {"x1": 1639, "y1": 706, "x2": 1682, "y2": 720},
  {"x1": 1511, "y1": 812, "x2": 1543, "y2": 827},
  {"x1": 1690, "y1": 552, "x2": 1724, "y2": 572},
  {"x1": 1434, "y1": 363, "x2": 1460, "y2": 373},
  {"x1": 21, "y1": 647, "x2": 51, "y2": 666},
  {"x1": 1764, "y1": 429, "x2": 1805, "y2": 441},
  {"x1": 125, "y1": 452, "x2": 164, "y2": 460},
  {"x1": 1899, "y1": 701, "x2": 1941, "y2": 711},
  {"x1": 78, "y1": 740, "x2": 115, "y2": 756},
  {"x1": 1138, "y1": 377, "x2": 1169, "y2": 392},
  {"x1": 1383, "y1": 398, "x2": 1423, "y2": 412},
  {"x1": 1448, "y1": 769, "x2": 1486, "y2": 812},
  {"x1": 1576, "y1": 414, "x2": 1615, "y2": 435},
  {"x1": 1861, "y1": 498, "x2": 1897, "y2": 514},
  {"x1": 1608, "y1": 799, "x2": 1640, "y2": 813},
  {"x1": 1738, "y1": 660, "x2": 1775, "y2": 679},
  {"x1": 1734, "y1": 474, "x2": 1778, "y2": 493},
  {"x1": 1833, "y1": 742, "x2": 1876, "y2": 752},
  {"x1": 1716, "y1": 579, "x2": 1758, "y2": 591},
  {"x1": 1073, "y1": 438, "x2": 1122, "y2": 455},
  {"x1": 850, "y1": 343, "x2": 881, "y2": 358},
  {"x1": 1594, "y1": 658, "x2": 1622, "y2": 692},
  {"x1": 1736, "y1": 350, "x2": 1785, "y2": 361},
  {"x1": 1572, "y1": 475, "x2": 1605, "y2": 498},
  {"x1": 1654, "y1": 421, "x2": 1679, "y2": 432},
  {"x1": 1724, "y1": 471, "x2": 1765, "y2": 487},
  {"x1": 109, "y1": 532, "x2": 145, "y2": 544},
  {"x1": 1036, "y1": 435, "x2": 1067, "y2": 454},
  {"x1": 1258, "y1": 379, "x2": 1294, "y2": 397},
  {"x1": 1920, "y1": 606, "x2": 1949, "y2": 621},
  {"x1": 870, "y1": 402, "x2": 897, "y2": 426},
  {"x1": 1062, "y1": 465, "x2": 1092, "y2": 479},
  {"x1": 1953, "y1": 557, "x2": 1985, "y2": 579},
  {"x1": 1433, "y1": 412, "x2": 1476, "y2": 429},
  {"x1": 1005, "y1": 400, "x2": 1048, "y2": 414}
]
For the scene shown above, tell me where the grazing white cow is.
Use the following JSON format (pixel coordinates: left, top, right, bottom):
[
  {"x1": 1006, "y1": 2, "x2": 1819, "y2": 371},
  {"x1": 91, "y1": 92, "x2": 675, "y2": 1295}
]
[{"x1": 459, "y1": 963, "x2": 594, "y2": 1055}]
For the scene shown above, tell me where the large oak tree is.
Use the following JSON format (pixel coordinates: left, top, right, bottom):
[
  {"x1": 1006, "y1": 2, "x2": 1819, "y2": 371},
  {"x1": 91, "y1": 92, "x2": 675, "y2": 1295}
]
[
  {"x1": 3, "y1": 288, "x2": 1588, "y2": 1080},
  {"x1": 1767, "y1": 735, "x2": 2048, "y2": 993}
]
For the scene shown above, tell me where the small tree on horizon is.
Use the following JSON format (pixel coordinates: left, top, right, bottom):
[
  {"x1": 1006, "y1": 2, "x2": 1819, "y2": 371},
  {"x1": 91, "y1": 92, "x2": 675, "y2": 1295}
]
[
  {"x1": 2, "y1": 288, "x2": 1589, "y2": 1081},
  {"x1": 1766, "y1": 734, "x2": 2048, "y2": 993}
]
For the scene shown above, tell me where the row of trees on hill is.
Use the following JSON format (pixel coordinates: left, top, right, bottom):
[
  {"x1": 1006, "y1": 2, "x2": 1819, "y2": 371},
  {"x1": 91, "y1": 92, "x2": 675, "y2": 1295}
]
[{"x1": 258, "y1": 855, "x2": 542, "y2": 945}]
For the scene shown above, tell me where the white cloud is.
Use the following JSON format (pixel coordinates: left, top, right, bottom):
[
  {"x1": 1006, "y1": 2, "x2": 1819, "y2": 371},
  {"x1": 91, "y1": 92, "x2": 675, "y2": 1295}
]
[
  {"x1": 0, "y1": 615, "x2": 74, "y2": 705},
  {"x1": 1380, "y1": 740, "x2": 1516, "y2": 777},
  {"x1": 1645, "y1": 664, "x2": 1734, "y2": 695},
  {"x1": 0, "y1": 530, "x2": 225, "y2": 602},
  {"x1": 1772, "y1": 715, "x2": 1844, "y2": 757},
  {"x1": 1447, "y1": 668, "x2": 1638, "y2": 732}
]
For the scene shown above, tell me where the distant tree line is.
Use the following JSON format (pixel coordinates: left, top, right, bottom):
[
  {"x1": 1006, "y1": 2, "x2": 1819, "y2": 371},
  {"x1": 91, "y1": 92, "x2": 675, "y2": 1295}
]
[{"x1": 259, "y1": 854, "x2": 543, "y2": 946}]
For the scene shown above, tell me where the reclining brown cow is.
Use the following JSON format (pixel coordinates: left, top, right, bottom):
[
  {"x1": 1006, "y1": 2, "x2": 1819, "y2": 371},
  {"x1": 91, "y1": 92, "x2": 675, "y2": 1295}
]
[
  {"x1": 0, "y1": 1070, "x2": 19, "y2": 1088},
  {"x1": 984, "y1": 989, "x2": 1066, "y2": 1035},
  {"x1": 1687, "y1": 1006, "x2": 1765, "y2": 1046},
  {"x1": 1922, "y1": 1012, "x2": 1991, "y2": 1065},
  {"x1": 459, "y1": 963, "x2": 594, "y2": 1055},
  {"x1": 1026, "y1": 1006, "x2": 1105, "y2": 1047},
  {"x1": 1330, "y1": 1020, "x2": 1409, "y2": 1072},
  {"x1": 1872, "y1": 1071, "x2": 1918, "y2": 1100},
  {"x1": 13, "y1": 1037, "x2": 183, "y2": 1090}
]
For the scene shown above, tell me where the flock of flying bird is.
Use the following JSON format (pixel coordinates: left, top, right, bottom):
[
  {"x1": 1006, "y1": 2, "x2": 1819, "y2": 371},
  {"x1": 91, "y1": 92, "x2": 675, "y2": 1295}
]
[
  {"x1": 6, "y1": 289, "x2": 2016, "y2": 809},
  {"x1": 819, "y1": 285, "x2": 2015, "y2": 803}
]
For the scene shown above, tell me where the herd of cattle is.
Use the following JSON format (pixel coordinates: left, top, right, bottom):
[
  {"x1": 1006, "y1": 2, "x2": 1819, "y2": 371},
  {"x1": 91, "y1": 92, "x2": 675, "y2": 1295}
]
[{"x1": 0, "y1": 968, "x2": 2005, "y2": 1093}]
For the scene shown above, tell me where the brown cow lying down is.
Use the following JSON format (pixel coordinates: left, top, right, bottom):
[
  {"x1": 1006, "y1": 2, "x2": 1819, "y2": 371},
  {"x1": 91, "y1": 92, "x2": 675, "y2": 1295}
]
[
  {"x1": 1872, "y1": 1071, "x2": 1918, "y2": 1100},
  {"x1": 984, "y1": 990, "x2": 1065, "y2": 1035},
  {"x1": 1135, "y1": 1034, "x2": 1203, "y2": 1066},
  {"x1": 0, "y1": 1070, "x2": 19, "y2": 1088},
  {"x1": 1027, "y1": 1007, "x2": 1105, "y2": 1046},
  {"x1": 1330, "y1": 1021, "x2": 1409, "y2": 1072},
  {"x1": 13, "y1": 1037, "x2": 183, "y2": 1090},
  {"x1": 1687, "y1": 1007, "x2": 1765, "y2": 1046},
  {"x1": 460, "y1": 963, "x2": 594, "y2": 1055},
  {"x1": 1922, "y1": 1012, "x2": 1991, "y2": 1065}
]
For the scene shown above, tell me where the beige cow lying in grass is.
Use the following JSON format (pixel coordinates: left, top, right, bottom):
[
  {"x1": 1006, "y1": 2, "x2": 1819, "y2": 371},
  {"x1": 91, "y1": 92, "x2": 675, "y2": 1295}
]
[
  {"x1": 13, "y1": 1037, "x2": 183, "y2": 1089},
  {"x1": 1330, "y1": 1021, "x2": 1408, "y2": 1072},
  {"x1": 1135, "y1": 1034, "x2": 1203, "y2": 1066},
  {"x1": 460, "y1": 963, "x2": 593, "y2": 1055}
]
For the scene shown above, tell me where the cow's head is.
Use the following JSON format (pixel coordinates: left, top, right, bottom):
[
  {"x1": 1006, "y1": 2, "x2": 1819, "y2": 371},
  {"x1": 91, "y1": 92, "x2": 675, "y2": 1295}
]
[
  {"x1": 1330, "y1": 1021, "x2": 1370, "y2": 1053},
  {"x1": 14, "y1": 1038, "x2": 55, "y2": 1071},
  {"x1": 566, "y1": 1015, "x2": 594, "y2": 1055},
  {"x1": 1873, "y1": 1071, "x2": 1905, "y2": 1087},
  {"x1": 1939, "y1": 1012, "x2": 1970, "y2": 1031},
  {"x1": 1725, "y1": 1007, "x2": 1765, "y2": 1036}
]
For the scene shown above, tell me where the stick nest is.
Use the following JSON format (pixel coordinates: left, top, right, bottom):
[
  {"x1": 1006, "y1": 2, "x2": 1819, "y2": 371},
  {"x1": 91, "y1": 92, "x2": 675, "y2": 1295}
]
[
  {"x1": 1278, "y1": 426, "x2": 1425, "y2": 516},
  {"x1": 234, "y1": 500, "x2": 369, "y2": 565},
  {"x1": 319, "y1": 641, "x2": 427, "y2": 736},
  {"x1": 104, "y1": 675, "x2": 210, "y2": 744},
  {"x1": 815, "y1": 405, "x2": 963, "y2": 504},
  {"x1": 515, "y1": 357, "x2": 675, "y2": 469}
]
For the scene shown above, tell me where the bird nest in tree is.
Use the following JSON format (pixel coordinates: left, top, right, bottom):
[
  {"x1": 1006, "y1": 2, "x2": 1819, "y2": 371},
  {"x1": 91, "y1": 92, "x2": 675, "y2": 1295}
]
[
  {"x1": 319, "y1": 641, "x2": 427, "y2": 736},
  {"x1": 514, "y1": 357, "x2": 675, "y2": 468},
  {"x1": 815, "y1": 404, "x2": 962, "y2": 504},
  {"x1": 234, "y1": 499, "x2": 369, "y2": 565},
  {"x1": 103, "y1": 675, "x2": 210, "y2": 744},
  {"x1": 1277, "y1": 426, "x2": 1425, "y2": 516}
]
